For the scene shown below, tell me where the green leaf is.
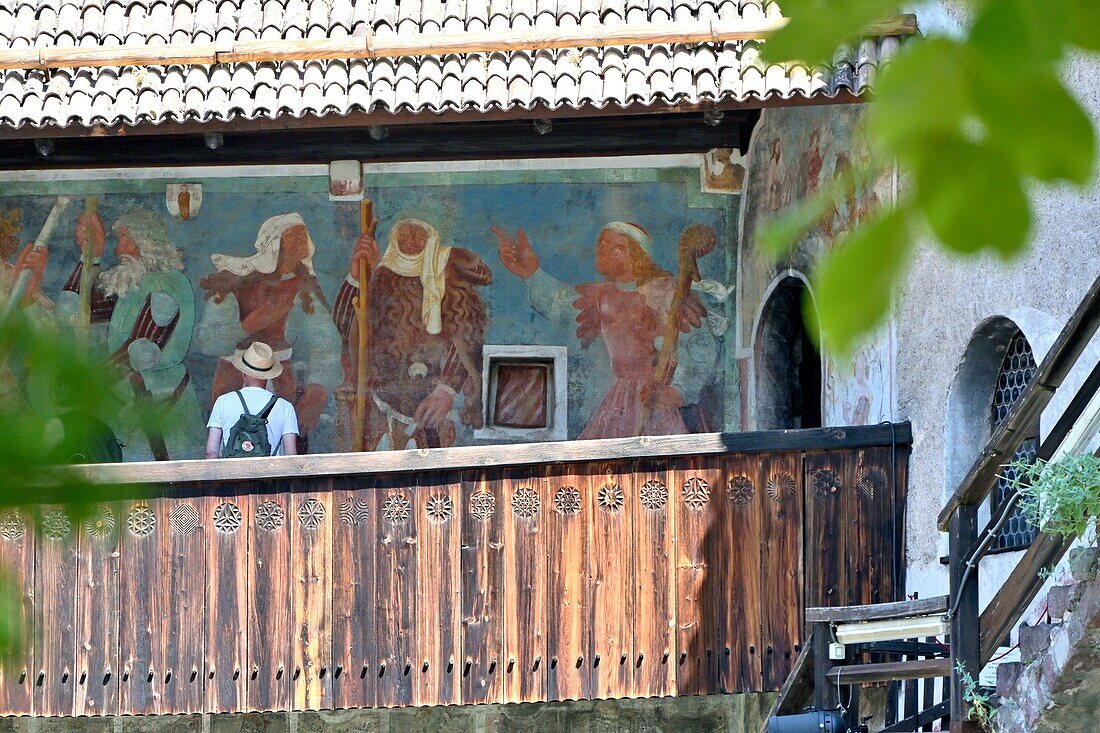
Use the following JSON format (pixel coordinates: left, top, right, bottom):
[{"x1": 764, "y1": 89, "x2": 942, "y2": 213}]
[
  {"x1": 1066, "y1": 0, "x2": 1100, "y2": 51},
  {"x1": 762, "y1": 0, "x2": 899, "y2": 67},
  {"x1": 808, "y1": 209, "x2": 911, "y2": 356},
  {"x1": 868, "y1": 38, "x2": 971, "y2": 165},
  {"x1": 974, "y1": 68, "x2": 1096, "y2": 185},
  {"x1": 970, "y1": 0, "x2": 1065, "y2": 72},
  {"x1": 914, "y1": 136, "x2": 1031, "y2": 257}
]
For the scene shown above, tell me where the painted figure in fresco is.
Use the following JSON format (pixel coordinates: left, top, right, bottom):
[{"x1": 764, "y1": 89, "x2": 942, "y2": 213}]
[
  {"x1": 333, "y1": 218, "x2": 491, "y2": 450},
  {"x1": 195, "y1": 213, "x2": 341, "y2": 448},
  {"x1": 802, "y1": 130, "x2": 824, "y2": 199},
  {"x1": 494, "y1": 222, "x2": 721, "y2": 439},
  {"x1": 764, "y1": 137, "x2": 789, "y2": 213},
  {"x1": 15, "y1": 207, "x2": 203, "y2": 460}
]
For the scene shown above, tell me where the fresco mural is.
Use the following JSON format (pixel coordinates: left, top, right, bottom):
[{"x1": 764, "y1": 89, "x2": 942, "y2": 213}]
[
  {"x1": 737, "y1": 106, "x2": 896, "y2": 427},
  {"x1": 0, "y1": 158, "x2": 736, "y2": 459}
]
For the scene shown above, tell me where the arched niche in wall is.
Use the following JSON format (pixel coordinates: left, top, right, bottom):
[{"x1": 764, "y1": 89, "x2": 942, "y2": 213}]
[
  {"x1": 945, "y1": 316, "x2": 1039, "y2": 549},
  {"x1": 753, "y1": 275, "x2": 822, "y2": 431}
]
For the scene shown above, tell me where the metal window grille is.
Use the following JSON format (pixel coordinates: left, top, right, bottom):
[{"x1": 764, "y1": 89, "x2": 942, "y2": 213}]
[{"x1": 990, "y1": 330, "x2": 1039, "y2": 551}]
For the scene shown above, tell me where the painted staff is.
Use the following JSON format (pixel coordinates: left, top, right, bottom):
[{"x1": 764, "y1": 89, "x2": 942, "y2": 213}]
[
  {"x1": 76, "y1": 196, "x2": 98, "y2": 333},
  {"x1": 635, "y1": 224, "x2": 717, "y2": 436},
  {"x1": 0, "y1": 195, "x2": 71, "y2": 327},
  {"x1": 351, "y1": 199, "x2": 378, "y2": 452}
]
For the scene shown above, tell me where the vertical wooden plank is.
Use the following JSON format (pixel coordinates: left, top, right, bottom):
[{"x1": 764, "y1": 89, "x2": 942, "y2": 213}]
[
  {"x1": 630, "y1": 458, "x2": 675, "y2": 699},
  {"x1": 119, "y1": 500, "x2": 161, "y2": 714},
  {"x1": 34, "y1": 505, "x2": 77, "y2": 716},
  {"x1": 0, "y1": 508, "x2": 34, "y2": 714},
  {"x1": 414, "y1": 471, "x2": 461, "y2": 707},
  {"x1": 760, "y1": 452, "x2": 803, "y2": 691},
  {"x1": 501, "y1": 465, "x2": 547, "y2": 703},
  {"x1": 586, "y1": 460, "x2": 633, "y2": 700},
  {"x1": 290, "y1": 487, "x2": 333, "y2": 710},
  {"x1": 204, "y1": 494, "x2": 248, "y2": 712},
  {"x1": 671, "y1": 455, "x2": 722, "y2": 696},
  {"x1": 844, "y1": 449, "x2": 873, "y2": 607},
  {"x1": 545, "y1": 463, "x2": 590, "y2": 702},
  {"x1": 159, "y1": 497, "x2": 205, "y2": 714},
  {"x1": 804, "y1": 451, "x2": 846, "y2": 611},
  {"x1": 375, "y1": 475, "x2": 417, "y2": 708},
  {"x1": 247, "y1": 488, "x2": 291, "y2": 711},
  {"x1": 459, "y1": 469, "x2": 503, "y2": 705},
  {"x1": 73, "y1": 502, "x2": 121, "y2": 716},
  {"x1": 719, "y1": 453, "x2": 763, "y2": 693},
  {"x1": 332, "y1": 478, "x2": 377, "y2": 710}
]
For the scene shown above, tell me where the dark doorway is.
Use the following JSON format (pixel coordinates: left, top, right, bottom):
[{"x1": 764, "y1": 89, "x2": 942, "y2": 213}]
[{"x1": 755, "y1": 277, "x2": 822, "y2": 430}]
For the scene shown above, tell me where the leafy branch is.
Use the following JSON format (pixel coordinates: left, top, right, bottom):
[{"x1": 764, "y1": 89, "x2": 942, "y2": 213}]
[
  {"x1": 1008, "y1": 453, "x2": 1100, "y2": 541},
  {"x1": 956, "y1": 661, "x2": 998, "y2": 732},
  {"x1": 761, "y1": 0, "x2": 1099, "y2": 355}
]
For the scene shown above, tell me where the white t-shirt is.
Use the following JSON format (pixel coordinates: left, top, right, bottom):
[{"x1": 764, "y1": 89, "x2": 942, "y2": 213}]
[{"x1": 207, "y1": 387, "x2": 299, "y2": 456}]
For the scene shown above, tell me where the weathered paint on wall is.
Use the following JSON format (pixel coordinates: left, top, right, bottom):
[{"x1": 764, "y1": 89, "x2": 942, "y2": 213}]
[
  {"x1": 737, "y1": 105, "x2": 896, "y2": 428},
  {"x1": 0, "y1": 158, "x2": 737, "y2": 460}
]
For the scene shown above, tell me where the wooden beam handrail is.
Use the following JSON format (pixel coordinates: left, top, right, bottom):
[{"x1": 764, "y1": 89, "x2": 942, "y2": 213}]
[
  {"x1": 0, "y1": 14, "x2": 918, "y2": 72},
  {"x1": 66, "y1": 422, "x2": 911, "y2": 488},
  {"x1": 825, "y1": 658, "x2": 950, "y2": 685},
  {"x1": 805, "y1": 595, "x2": 947, "y2": 623},
  {"x1": 939, "y1": 274, "x2": 1100, "y2": 529}
]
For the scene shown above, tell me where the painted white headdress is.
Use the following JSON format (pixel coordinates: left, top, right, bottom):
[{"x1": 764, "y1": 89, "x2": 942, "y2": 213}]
[
  {"x1": 379, "y1": 218, "x2": 452, "y2": 335},
  {"x1": 604, "y1": 221, "x2": 653, "y2": 257},
  {"x1": 211, "y1": 212, "x2": 316, "y2": 276}
]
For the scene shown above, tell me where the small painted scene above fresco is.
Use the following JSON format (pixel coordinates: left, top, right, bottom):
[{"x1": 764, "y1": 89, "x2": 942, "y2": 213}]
[{"x1": 0, "y1": 155, "x2": 745, "y2": 460}]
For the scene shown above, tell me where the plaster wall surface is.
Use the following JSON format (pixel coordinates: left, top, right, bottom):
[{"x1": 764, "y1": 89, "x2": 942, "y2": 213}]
[{"x1": 895, "y1": 6, "x2": 1100, "y2": 618}]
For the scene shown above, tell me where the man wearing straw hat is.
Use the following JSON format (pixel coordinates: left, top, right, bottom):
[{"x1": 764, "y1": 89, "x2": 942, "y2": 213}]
[{"x1": 205, "y1": 341, "x2": 299, "y2": 458}]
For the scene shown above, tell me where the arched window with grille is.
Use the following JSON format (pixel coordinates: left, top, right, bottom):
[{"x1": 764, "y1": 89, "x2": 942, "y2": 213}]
[{"x1": 989, "y1": 330, "x2": 1039, "y2": 551}]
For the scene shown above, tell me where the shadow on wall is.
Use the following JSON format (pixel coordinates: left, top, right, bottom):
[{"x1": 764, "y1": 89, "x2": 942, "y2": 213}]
[{"x1": 755, "y1": 276, "x2": 822, "y2": 431}]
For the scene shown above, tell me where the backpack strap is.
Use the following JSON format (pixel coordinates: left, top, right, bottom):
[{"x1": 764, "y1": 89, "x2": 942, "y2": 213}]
[
  {"x1": 235, "y1": 390, "x2": 253, "y2": 416},
  {"x1": 258, "y1": 394, "x2": 280, "y2": 420}
]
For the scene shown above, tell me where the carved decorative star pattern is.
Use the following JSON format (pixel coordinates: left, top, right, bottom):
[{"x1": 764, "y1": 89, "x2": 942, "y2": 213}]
[
  {"x1": 382, "y1": 494, "x2": 411, "y2": 524},
  {"x1": 639, "y1": 480, "x2": 668, "y2": 510},
  {"x1": 255, "y1": 501, "x2": 285, "y2": 531},
  {"x1": 84, "y1": 505, "x2": 116, "y2": 539},
  {"x1": 41, "y1": 509, "x2": 71, "y2": 541},
  {"x1": 213, "y1": 502, "x2": 242, "y2": 534},
  {"x1": 812, "y1": 469, "x2": 843, "y2": 498},
  {"x1": 425, "y1": 495, "x2": 454, "y2": 523},
  {"x1": 766, "y1": 473, "x2": 797, "y2": 502},
  {"x1": 126, "y1": 505, "x2": 156, "y2": 537},
  {"x1": 339, "y1": 497, "x2": 369, "y2": 526},
  {"x1": 298, "y1": 499, "x2": 326, "y2": 530},
  {"x1": 597, "y1": 483, "x2": 624, "y2": 512},
  {"x1": 682, "y1": 477, "x2": 710, "y2": 510},
  {"x1": 0, "y1": 509, "x2": 24, "y2": 541},
  {"x1": 857, "y1": 467, "x2": 887, "y2": 499},
  {"x1": 726, "y1": 475, "x2": 755, "y2": 505},
  {"x1": 553, "y1": 487, "x2": 581, "y2": 515},
  {"x1": 470, "y1": 491, "x2": 495, "y2": 521},
  {"x1": 511, "y1": 487, "x2": 540, "y2": 518},
  {"x1": 169, "y1": 504, "x2": 201, "y2": 536}
]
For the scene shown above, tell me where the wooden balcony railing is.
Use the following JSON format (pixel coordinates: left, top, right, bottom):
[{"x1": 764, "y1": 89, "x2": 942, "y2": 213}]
[{"x1": 0, "y1": 423, "x2": 909, "y2": 717}]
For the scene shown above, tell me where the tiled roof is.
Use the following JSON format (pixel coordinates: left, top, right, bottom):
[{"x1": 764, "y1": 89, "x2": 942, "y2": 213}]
[{"x1": 0, "y1": 0, "x2": 902, "y2": 133}]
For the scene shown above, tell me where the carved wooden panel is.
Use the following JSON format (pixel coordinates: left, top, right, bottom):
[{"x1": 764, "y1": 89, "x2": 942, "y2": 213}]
[
  {"x1": 248, "y1": 489, "x2": 291, "y2": 711},
  {"x1": 375, "y1": 474, "x2": 417, "y2": 708},
  {"x1": 332, "y1": 479, "x2": 378, "y2": 709},
  {"x1": 205, "y1": 495, "x2": 247, "y2": 711},
  {"x1": 74, "y1": 503, "x2": 120, "y2": 715},
  {"x1": 630, "y1": 459, "x2": 675, "y2": 699},
  {"x1": 290, "y1": 490, "x2": 332, "y2": 709},
  {"x1": 545, "y1": 463, "x2": 591, "y2": 702},
  {"x1": 458, "y1": 469, "x2": 504, "y2": 705},
  {"x1": 0, "y1": 508, "x2": 33, "y2": 713}
]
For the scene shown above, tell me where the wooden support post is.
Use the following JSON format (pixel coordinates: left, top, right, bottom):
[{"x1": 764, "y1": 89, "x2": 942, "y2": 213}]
[
  {"x1": 812, "y1": 621, "x2": 837, "y2": 711},
  {"x1": 949, "y1": 504, "x2": 981, "y2": 733}
]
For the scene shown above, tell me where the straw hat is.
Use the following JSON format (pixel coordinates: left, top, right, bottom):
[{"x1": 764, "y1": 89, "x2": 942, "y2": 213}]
[{"x1": 229, "y1": 342, "x2": 284, "y2": 380}]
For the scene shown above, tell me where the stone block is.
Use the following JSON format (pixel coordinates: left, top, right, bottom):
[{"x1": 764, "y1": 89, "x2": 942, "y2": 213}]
[
  {"x1": 1047, "y1": 584, "x2": 1079, "y2": 621},
  {"x1": 1020, "y1": 624, "x2": 1054, "y2": 664},
  {"x1": 997, "y1": 661, "x2": 1024, "y2": 696},
  {"x1": 1068, "y1": 547, "x2": 1099, "y2": 582}
]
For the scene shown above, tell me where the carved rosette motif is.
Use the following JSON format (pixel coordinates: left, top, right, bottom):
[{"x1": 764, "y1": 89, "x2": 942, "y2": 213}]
[
  {"x1": 339, "y1": 497, "x2": 369, "y2": 526},
  {"x1": 255, "y1": 501, "x2": 285, "y2": 531},
  {"x1": 812, "y1": 469, "x2": 843, "y2": 498},
  {"x1": 425, "y1": 495, "x2": 454, "y2": 523},
  {"x1": 41, "y1": 509, "x2": 71, "y2": 541},
  {"x1": 553, "y1": 487, "x2": 581, "y2": 516},
  {"x1": 0, "y1": 509, "x2": 24, "y2": 541},
  {"x1": 511, "y1": 487, "x2": 540, "y2": 518},
  {"x1": 597, "y1": 483, "x2": 624, "y2": 512},
  {"x1": 298, "y1": 499, "x2": 326, "y2": 530},
  {"x1": 84, "y1": 505, "x2": 116, "y2": 539},
  {"x1": 726, "y1": 475, "x2": 755, "y2": 505},
  {"x1": 640, "y1": 479, "x2": 668, "y2": 510},
  {"x1": 213, "y1": 502, "x2": 242, "y2": 534},
  {"x1": 857, "y1": 467, "x2": 887, "y2": 499},
  {"x1": 470, "y1": 491, "x2": 495, "y2": 521},
  {"x1": 382, "y1": 494, "x2": 411, "y2": 524},
  {"x1": 766, "y1": 473, "x2": 797, "y2": 502},
  {"x1": 126, "y1": 505, "x2": 156, "y2": 537},
  {"x1": 682, "y1": 476, "x2": 710, "y2": 509},
  {"x1": 169, "y1": 504, "x2": 201, "y2": 536}
]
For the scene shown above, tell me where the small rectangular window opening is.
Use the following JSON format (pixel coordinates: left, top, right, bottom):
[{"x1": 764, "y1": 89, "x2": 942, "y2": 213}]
[{"x1": 489, "y1": 359, "x2": 553, "y2": 430}]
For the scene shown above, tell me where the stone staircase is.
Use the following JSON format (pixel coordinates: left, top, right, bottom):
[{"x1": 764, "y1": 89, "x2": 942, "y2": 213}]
[{"x1": 995, "y1": 547, "x2": 1100, "y2": 733}]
